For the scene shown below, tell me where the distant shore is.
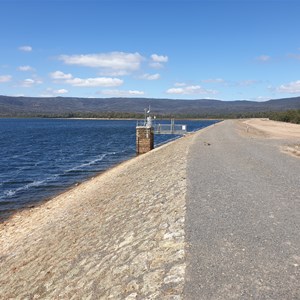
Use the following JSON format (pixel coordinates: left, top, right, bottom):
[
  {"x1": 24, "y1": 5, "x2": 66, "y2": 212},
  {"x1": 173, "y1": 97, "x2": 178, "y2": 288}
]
[{"x1": 0, "y1": 116, "x2": 221, "y2": 121}]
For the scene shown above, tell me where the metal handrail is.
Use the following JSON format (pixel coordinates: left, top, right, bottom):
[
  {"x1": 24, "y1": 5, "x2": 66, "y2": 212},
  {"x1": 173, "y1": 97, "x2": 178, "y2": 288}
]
[
  {"x1": 154, "y1": 123, "x2": 187, "y2": 134},
  {"x1": 136, "y1": 117, "x2": 187, "y2": 135}
]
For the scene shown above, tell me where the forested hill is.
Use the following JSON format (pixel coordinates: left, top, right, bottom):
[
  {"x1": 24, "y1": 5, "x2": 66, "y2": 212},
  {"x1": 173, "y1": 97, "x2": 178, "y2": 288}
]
[{"x1": 0, "y1": 95, "x2": 299, "y2": 117}]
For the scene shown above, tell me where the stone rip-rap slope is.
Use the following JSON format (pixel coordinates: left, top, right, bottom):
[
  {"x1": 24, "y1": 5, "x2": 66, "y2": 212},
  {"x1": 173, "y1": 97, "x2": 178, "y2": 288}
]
[{"x1": 0, "y1": 131, "x2": 196, "y2": 299}]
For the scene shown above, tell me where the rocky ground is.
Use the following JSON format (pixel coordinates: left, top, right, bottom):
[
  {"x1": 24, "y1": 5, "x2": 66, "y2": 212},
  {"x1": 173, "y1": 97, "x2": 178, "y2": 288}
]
[{"x1": 0, "y1": 130, "x2": 197, "y2": 299}]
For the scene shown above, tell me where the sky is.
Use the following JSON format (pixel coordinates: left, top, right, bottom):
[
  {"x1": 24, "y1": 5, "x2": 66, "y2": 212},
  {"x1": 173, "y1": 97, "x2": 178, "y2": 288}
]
[{"x1": 0, "y1": 0, "x2": 300, "y2": 101}]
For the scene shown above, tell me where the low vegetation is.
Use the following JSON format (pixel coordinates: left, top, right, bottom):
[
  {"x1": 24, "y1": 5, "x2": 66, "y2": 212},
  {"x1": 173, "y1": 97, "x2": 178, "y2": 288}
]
[
  {"x1": 1, "y1": 110, "x2": 300, "y2": 124},
  {"x1": 268, "y1": 109, "x2": 300, "y2": 124}
]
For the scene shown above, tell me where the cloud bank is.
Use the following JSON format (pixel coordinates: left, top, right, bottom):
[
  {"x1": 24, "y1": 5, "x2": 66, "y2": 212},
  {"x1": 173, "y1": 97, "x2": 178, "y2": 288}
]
[
  {"x1": 277, "y1": 80, "x2": 300, "y2": 94},
  {"x1": 140, "y1": 73, "x2": 160, "y2": 80},
  {"x1": 21, "y1": 78, "x2": 43, "y2": 87},
  {"x1": 149, "y1": 53, "x2": 168, "y2": 68},
  {"x1": 100, "y1": 89, "x2": 145, "y2": 97},
  {"x1": 151, "y1": 54, "x2": 168, "y2": 63},
  {"x1": 58, "y1": 52, "x2": 143, "y2": 74},
  {"x1": 18, "y1": 65, "x2": 34, "y2": 72},
  {"x1": 166, "y1": 85, "x2": 218, "y2": 95},
  {"x1": 50, "y1": 71, "x2": 123, "y2": 87}
]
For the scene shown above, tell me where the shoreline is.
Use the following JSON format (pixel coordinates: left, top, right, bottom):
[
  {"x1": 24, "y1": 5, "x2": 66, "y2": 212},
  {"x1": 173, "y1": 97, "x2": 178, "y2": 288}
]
[
  {"x1": 1, "y1": 117, "x2": 298, "y2": 227},
  {"x1": 0, "y1": 153, "x2": 135, "y2": 223},
  {"x1": 0, "y1": 128, "x2": 195, "y2": 226},
  {"x1": 3, "y1": 117, "x2": 299, "y2": 225},
  {"x1": 1, "y1": 120, "x2": 218, "y2": 224},
  {"x1": 0, "y1": 116, "x2": 222, "y2": 121},
  {"x1": 1, "y1": 119, "x2": 298, "y2": 298},
  {"x1": 0, "y1": 131, "x2": 186, "y2": 224},
  {"x1": 0, "y1": 122, "x2": 206, "y2": 298}
]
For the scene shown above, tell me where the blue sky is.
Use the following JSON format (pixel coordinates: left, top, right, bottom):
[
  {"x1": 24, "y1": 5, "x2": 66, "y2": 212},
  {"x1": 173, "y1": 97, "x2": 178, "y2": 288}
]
[{"x1": 0, "y1": 0, "x2": 300, "y2": 101}]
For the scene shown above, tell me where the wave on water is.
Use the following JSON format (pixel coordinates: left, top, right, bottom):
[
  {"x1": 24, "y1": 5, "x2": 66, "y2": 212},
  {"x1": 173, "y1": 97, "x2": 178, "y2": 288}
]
[
  {"x1": 64, "y1": 153, "x2": 108, "y2": 173},
  {"x1": 1, "y1": 179, "x2": 49, "y2": 200},
  {"x1": 0, "y1": 152, "x2": 117, "y2": 201}
]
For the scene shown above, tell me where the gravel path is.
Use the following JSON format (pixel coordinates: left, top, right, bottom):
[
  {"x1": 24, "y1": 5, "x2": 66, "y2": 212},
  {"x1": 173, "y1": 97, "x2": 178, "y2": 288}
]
[{"x1": 184, "y1": 120, "x2": 300, "y2": 299}]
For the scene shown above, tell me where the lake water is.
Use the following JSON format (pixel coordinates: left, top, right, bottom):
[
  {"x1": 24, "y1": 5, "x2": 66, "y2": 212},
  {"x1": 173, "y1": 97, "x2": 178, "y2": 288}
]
[{"x1": 0, "y1": 118, "x2": 218, "y2": 220}]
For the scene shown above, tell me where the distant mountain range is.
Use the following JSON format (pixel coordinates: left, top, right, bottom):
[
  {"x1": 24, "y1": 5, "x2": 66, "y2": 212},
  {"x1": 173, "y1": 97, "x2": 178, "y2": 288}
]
[{"x1": 0, "y1": 95, "x2": 299, "y2": 117}]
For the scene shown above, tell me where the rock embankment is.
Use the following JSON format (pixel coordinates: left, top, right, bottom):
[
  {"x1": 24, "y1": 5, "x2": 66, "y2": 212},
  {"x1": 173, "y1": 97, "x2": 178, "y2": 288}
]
[{"x1": 0, "y1": 131, "x2": 195, "y2": 299}]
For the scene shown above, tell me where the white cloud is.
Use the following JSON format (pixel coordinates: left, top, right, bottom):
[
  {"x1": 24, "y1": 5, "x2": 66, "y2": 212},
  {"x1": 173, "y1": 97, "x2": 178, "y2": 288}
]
[
  {"x1": 166, "y1": 85, "x2": 218, "y2": 95},
  {"x1": 99, "y1": 70, "x2": 130, "y2": 76},
  {"x1": 276, "y1": 80, "x2": 300, "y2": 94},
  {"x1": 256, "y1": 55, "x2": 271, "y2": 62},
  {"x1": 50, "y1": 70, "x2": 122, "y2": 87},
  {"x1": 140, "y1": 73, "x2": 160, "y2": 80},
  {"x1": 0, "y1": 75, "x2": 12, "y2": 82},
  {"x1": 149, "y1": 54, "x2": 168, "y2": 69},
  {"x1": 149, "y1": 62, "x2": 164, "y2": 69},
  {"x1": 40, "y1": 88, "x2": 69, "y2": 97},
  {"x1": 66, "y1": 77, "x2": 123, "y2": 87},
  {"x1": 254, "y1": 96, "x2": 270, "y2": 102},
  {"x1": 22, "y1": 78, "x2": 35, "y2": 86},
  {"x1": 58, "y1": 52, "x2": 143, "y2": 73},
  {"x1": 100, "y1": 89, "x2": 145, "y2": 97},
  {"x1": 151, "y1": 54, "x2": 168, "y2": 63},
  {"x1": 50, "y1": 70, "x2": 73, "y2": 80},
  {"x1": 18, "y1": 65, "x2": 34, "y2": 72},
  {"x1": 166, "y1": 87, "x2": 186, "y2": 94},
  {"x1": 202, "y1": 78, "x2": 226, "y2": 84},
  {"x1": 21, "y1": 78, "x2": 42, "y2": 87},
  {"x1": 19, "y1": 45, "x2": 32, "y2": 52},
  {"x1": 39, "y1": 94, "x2": 53, "y2": 97},
  {"x1": 54, "y1": 89, "x2": 68, "y2": 94}
]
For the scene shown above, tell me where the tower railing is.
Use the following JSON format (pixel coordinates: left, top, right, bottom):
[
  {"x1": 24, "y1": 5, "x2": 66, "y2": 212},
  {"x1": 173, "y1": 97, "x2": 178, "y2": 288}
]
[{"x1": 153, "y1": 123, "x2": 187, "y2": 135}]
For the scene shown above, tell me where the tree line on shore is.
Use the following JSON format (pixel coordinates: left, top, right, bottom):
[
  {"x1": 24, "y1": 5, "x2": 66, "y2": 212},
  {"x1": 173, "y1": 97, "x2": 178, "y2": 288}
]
[
  {"x1": 268, "y1": 109, "x2": 300, "y2": 124},
  {"x1": 1, "y1": 109, "x2": 300, "y2": 124}
]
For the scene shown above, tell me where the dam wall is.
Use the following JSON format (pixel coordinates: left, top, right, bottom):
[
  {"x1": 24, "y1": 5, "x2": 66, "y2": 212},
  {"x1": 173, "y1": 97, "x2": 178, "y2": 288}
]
[{"x1": 0, "y1": 130, "x2": 197, "y2": 299}]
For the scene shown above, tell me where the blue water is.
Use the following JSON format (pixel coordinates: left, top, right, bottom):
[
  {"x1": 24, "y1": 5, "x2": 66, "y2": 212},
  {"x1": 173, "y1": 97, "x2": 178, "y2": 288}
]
[{"x1": 0, "y1": 118, "x2": 218, "y2": 219}]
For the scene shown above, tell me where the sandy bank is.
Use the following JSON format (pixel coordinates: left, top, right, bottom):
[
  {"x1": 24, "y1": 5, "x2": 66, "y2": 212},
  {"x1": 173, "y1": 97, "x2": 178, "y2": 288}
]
[
  {"x1": 0, "y1": 126, "x2": 205, "y2": 299},
  {"x1": 239, "y1": 118, "x2": 300, "y2": 157},
  {"x1": 242, "y1": 118, "x2": 300, "y2": 139}
]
